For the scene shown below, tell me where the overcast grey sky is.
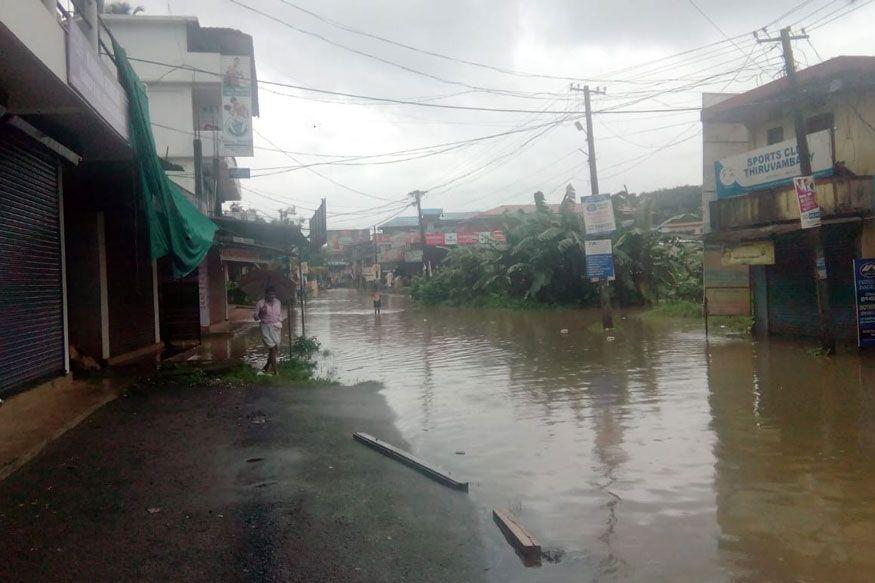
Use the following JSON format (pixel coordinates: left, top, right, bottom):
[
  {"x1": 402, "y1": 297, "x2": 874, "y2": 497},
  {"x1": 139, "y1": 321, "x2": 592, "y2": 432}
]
[{"x1": 132, "y1": 0, "x2": 874, "y2": 228}]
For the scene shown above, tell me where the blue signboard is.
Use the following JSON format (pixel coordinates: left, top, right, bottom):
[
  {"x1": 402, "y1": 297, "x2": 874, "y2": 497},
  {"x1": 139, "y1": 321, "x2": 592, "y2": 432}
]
[
  {"x1": 714, "y1": 129, "x2": 833, "y2": 199},
  {"x1": 854, "y1": 258, "x2": 875, "y2": 348},
  {"x1": 584, "y1": 239, "x2": 615, "y2": 282}
]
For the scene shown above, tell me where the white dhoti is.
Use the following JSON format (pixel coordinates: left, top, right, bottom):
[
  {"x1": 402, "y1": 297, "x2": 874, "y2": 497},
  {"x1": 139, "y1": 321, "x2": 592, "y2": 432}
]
[{"x1": 261, "y1": 324, "x2": 281, "y2": 348}]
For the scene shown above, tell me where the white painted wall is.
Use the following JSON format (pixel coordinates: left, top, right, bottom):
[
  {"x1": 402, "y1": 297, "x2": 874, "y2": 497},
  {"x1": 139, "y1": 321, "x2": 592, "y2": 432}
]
[
  {"x1": 701, "y1": 93, "x2": 749, "y2": 234},
  {"x1": 1, "y1": 0, "x2": 67, "y2": 81},
  {"x1": 103, "y1": 16, "x2": 224, "y2": 184}
]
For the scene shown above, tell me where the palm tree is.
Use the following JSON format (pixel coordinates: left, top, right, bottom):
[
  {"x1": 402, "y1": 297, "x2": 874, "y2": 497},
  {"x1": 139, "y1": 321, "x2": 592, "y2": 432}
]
[{"x1": 102, "y1": 2, "x2": 145, "y2": 14}]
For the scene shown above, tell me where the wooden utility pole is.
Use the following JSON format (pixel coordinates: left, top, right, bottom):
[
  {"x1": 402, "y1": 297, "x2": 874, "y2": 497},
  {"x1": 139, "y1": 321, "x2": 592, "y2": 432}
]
[
  {"x1": 411, "y1": 190, "x2": 427, "y2": 277},
  {"x1": 759, "y1": 27, "x2": 834, "y2": 353},
  {"x1": 572, "y1": 84, "x2": 613, "y2": 330}
]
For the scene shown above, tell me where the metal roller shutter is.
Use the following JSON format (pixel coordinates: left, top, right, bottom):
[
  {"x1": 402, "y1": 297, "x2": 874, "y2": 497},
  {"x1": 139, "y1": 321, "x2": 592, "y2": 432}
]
[
  {"x1": 767, "y1": 232, "x2": 819, "y2": 337},
  {"x1": 0, "y1": 126, "x2": 64, "y2": 396}
]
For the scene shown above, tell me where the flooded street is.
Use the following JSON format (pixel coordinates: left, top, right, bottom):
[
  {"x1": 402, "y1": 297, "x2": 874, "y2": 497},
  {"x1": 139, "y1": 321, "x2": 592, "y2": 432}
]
[{"x1": 300, "y1": 288, "x2": 875, "y2": 582}]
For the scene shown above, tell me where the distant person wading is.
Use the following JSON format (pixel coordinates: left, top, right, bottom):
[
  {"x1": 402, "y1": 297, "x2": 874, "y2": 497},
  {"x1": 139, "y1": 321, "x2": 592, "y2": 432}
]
[
  {"x1": 255, "y1": 286, "x2": 282, "y2": 374},
  {"x1": 373, "y1": 290, "x2": 382, "y2": 315}
]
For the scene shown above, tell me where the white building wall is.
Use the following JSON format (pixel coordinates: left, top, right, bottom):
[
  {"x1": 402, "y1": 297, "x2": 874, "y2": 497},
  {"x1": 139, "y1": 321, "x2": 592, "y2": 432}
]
[
  {"x1": 702, "y1": 93, "x2": 749, "y2": 234},
  {"x1": 1, "y1": 0, "x2": 67, "y2": 82}
]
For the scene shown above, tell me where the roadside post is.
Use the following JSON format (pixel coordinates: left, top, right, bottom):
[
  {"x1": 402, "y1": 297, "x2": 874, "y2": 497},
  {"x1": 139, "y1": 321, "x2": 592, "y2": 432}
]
[
  {"x1": 287, "y1": 249, "x2": 294, "y2": 360},
  {"x1": 298, "y1": 259, "x2": 306, "y2": 338},
  {"x1": 581, "y1": 193, "x2": 617, "y2": 330}
]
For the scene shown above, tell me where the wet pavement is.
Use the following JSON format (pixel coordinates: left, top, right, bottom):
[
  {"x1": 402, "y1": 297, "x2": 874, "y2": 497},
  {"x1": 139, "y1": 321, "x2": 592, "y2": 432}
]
[
  {"x1": 0, "y1": 382, "x2": 487, "y2": 583},
  {"x1": 296, "y1": 288, "x2": 875, "y2": 582}
]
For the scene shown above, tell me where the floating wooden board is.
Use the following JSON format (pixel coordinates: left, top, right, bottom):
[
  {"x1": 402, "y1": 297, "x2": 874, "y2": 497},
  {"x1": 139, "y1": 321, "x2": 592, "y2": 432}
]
[
  {"x1": 352, "y1": 432, "x2": 469, "y2": 492},
  {"x1": 493, "y1": 508, "x2": 541, "y2": 564}
]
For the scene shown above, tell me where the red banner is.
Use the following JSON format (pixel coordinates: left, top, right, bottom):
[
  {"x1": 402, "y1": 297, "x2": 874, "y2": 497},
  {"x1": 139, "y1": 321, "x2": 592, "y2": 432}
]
[{"x1": 425, "y1": 232, "x2": 445, "y2": 245}]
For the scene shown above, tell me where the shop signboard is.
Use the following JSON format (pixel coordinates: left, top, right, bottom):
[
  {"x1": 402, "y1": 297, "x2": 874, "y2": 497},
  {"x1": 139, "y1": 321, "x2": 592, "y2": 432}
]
[
  {"x1": 580, "y1": 194, "x2": 616, "y2": 236},
  {"x1": 457, "y1": 232, "x2": 480, "y2": 245},
  {"x1": 66, "y1": 22, "x2": 128, "y2": 139},
  {"x1": 793, "y1": 176, "x2": 822, "y2": 229},
  {"x1": 444, "y1": 232, "x2": 458, "y2": 245},
  {"x1": 221, "y1": 55, "x2": 254, "y2": 157},
  {"x1": 721, "y1": 241, "x2": 775, "y2": 265},
  {"x1": 854, "y1": 258, "x2": 875, "y2": 348},
  {"x1": 715, "y1": 130, "x2": 832, "y2": 199},
  {"x1": 404, "y1": 249, "x2": 423, "y2": 263},
  {"x1": 584, "y1": 239, "x2": 615, "y2": 282},
  {"x1": 425, "y1": 232, "x2": 445, "y2": 245}
]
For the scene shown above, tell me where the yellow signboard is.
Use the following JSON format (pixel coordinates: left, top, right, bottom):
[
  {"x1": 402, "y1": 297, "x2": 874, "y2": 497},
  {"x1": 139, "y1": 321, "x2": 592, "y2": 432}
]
[{"x1": 721, "y1": 241, "x2": 775, "y2": 266}]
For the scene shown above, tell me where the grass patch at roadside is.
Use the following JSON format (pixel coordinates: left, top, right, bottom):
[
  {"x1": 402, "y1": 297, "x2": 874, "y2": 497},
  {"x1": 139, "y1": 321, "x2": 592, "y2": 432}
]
[
  {"x1": 638, "y1": 300, "x2": 753, "y2": 336},
  {"x1": 127, "y1": 336, "x2": 337, "y2": 393}
]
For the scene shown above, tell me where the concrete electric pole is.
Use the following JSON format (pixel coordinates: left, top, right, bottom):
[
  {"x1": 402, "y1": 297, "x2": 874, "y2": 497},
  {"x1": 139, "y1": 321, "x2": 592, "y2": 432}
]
[
  {"x1": 758, "y1": 27, "x2": 834, "y2": 354},
  {"x1": 410, "y1": 190, "x2": 427, "y2": 277},
  {"x1": 571, "y1": 84, "x2": 613, "y2": 331}
]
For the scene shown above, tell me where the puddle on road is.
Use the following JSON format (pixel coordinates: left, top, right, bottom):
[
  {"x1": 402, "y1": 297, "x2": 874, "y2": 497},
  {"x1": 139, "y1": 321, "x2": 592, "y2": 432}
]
[{"x1": 189, "y1": 288, "x2": 875, "y2": 581}]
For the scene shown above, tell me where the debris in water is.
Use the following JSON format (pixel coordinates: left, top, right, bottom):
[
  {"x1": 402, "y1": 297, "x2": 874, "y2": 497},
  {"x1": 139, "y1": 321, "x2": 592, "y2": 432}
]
[
  {"x1": 560, "y1": 328, "x2": 569, "y2": 334},
  {"x1": 147, "y1": 507, "x2": 161, "y2": 514},
  {"x1": 541, "y1": 546, "x2": 565, "y2": 563},
  {"x1": 606, "y1": 336, "x2": 616, "y2": 342},
  {"x1": 493, "y1": 508, "x2": 541, "y2": 566},
  {"x1": 455, "y1": 451, "x2": 466, "y2": 455},
  {"x1": 353, "y1": 432, "x2": 469, "y2": 491}
]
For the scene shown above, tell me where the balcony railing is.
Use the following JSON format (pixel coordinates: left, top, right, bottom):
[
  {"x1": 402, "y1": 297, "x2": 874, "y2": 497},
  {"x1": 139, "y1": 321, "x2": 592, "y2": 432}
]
[{"x1": 710, "y1": 176, "x2": 874, "y2": 232}]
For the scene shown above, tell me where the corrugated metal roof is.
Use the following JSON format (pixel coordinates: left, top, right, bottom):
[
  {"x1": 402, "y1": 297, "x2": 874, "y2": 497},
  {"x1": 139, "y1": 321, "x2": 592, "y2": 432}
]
[{"x1": 379, "y1": 216, "x2": 420, "y2": 228}]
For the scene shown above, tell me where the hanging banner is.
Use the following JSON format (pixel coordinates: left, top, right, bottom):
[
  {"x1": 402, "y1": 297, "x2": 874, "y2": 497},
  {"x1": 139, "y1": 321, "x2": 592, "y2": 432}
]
[
  {"x1": 585, "y1": 239, "x2": 615, "y2": 282},
  {"x1": 793, "y1": 176, "x2": 822, "y2": 229},
  {"x1": 715, "y1": 130, "x2": 833, "y2": 199},
  {"x1": 221, "y1": 55, "x2": 254, "y2": 157},
  {"x1": 580, "y1": 194, "x2": 617, "y2": 236}
]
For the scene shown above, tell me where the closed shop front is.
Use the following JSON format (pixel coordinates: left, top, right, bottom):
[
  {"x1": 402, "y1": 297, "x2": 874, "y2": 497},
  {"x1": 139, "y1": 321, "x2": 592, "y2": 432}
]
[
  {"x1": 767, "y1": 232, "x2": 819, "y2": 338},
  {"x1": 0, "y1": 125, "x2": 65, "y2": 396},
  {"x1": 766, "y1": 226, "x2": 859, "y2": 340}
]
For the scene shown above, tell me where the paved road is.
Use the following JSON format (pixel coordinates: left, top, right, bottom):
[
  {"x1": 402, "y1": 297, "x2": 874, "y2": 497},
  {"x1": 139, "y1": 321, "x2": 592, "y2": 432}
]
[{"x1": 0, "y1": 382, "x2": 487, "y2": 583}]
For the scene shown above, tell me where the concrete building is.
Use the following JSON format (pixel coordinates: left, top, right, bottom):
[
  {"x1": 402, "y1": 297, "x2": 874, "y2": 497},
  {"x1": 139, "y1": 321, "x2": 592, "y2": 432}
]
[
  {"x1": 103, "y1": 13, "x2": 269, "y2": 341},
  {"x1": 702, "y1": 56, "x2": 875, "y2": 340},
  {"x1": 0, "y1": 1, "x2": 161, "y2": 395}
]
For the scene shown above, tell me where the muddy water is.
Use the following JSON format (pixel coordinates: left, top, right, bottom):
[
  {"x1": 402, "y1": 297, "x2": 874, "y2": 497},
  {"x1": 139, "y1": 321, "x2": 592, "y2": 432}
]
[{"x1": 261, "y1": 288, "x2": 875, "y2": 581}]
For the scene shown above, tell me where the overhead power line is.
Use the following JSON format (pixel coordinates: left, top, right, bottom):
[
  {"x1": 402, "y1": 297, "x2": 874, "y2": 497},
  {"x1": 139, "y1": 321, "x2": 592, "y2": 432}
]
[{"x1": 125, "y1": 56, "x2": 703, "y2": 116}]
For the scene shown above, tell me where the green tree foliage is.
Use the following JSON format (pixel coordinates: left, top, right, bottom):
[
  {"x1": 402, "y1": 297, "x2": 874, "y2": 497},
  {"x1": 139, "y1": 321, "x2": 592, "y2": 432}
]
[{"x1": 411, "y1": 189, "x2": 702, "y2": 308}]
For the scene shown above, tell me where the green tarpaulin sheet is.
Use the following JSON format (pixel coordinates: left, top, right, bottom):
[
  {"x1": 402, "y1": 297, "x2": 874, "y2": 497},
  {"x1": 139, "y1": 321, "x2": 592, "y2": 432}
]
[{"x1": 112, "y1": 38, "x2": 217, "y2": 279}]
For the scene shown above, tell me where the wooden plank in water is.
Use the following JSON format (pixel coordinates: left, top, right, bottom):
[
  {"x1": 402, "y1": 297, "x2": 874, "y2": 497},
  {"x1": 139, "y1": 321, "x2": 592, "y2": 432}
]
[
  {"x1": 493, "y1": 508, "x2": 541, "y2": 564},
  {"x1": 352, "y1": 432, "x2": 469, "y2": 492}
]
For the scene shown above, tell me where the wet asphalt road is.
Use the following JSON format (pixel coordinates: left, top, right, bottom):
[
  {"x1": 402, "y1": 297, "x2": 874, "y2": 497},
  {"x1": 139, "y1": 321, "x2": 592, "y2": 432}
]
[{"x1": 0, "y1": 383, "x2": 486, "y2": 583}]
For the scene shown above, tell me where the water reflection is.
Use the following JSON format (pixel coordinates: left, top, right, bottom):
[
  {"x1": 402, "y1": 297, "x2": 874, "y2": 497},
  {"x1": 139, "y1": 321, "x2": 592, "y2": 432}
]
[
  {"x1": 708, "y1": 339, "x2": 875, "y2": 582},
  {"x1": 206, "y1": 289, "x2": 875, "y2": 581}
]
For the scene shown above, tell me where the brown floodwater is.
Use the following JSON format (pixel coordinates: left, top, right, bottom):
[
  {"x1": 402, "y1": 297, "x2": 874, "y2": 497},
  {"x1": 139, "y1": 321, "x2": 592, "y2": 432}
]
[{"x1": 234, "y1": 288, "x2": 875, "y2": 582}]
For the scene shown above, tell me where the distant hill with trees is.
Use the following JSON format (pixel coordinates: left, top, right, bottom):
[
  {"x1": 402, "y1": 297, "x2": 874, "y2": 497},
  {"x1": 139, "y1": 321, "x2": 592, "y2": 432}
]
[{"x1": 635, "y1": 185, "x2": 702, "y2": 225}]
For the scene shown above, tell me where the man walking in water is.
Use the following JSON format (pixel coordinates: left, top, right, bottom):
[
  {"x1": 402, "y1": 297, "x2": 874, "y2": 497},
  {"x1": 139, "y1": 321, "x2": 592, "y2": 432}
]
[
  {"x1": 254, "y1": 286, "x2": 282, "y2": 374},
  {"x1": 372, "y1": 289, "x2": 382, "y2": 315}
]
